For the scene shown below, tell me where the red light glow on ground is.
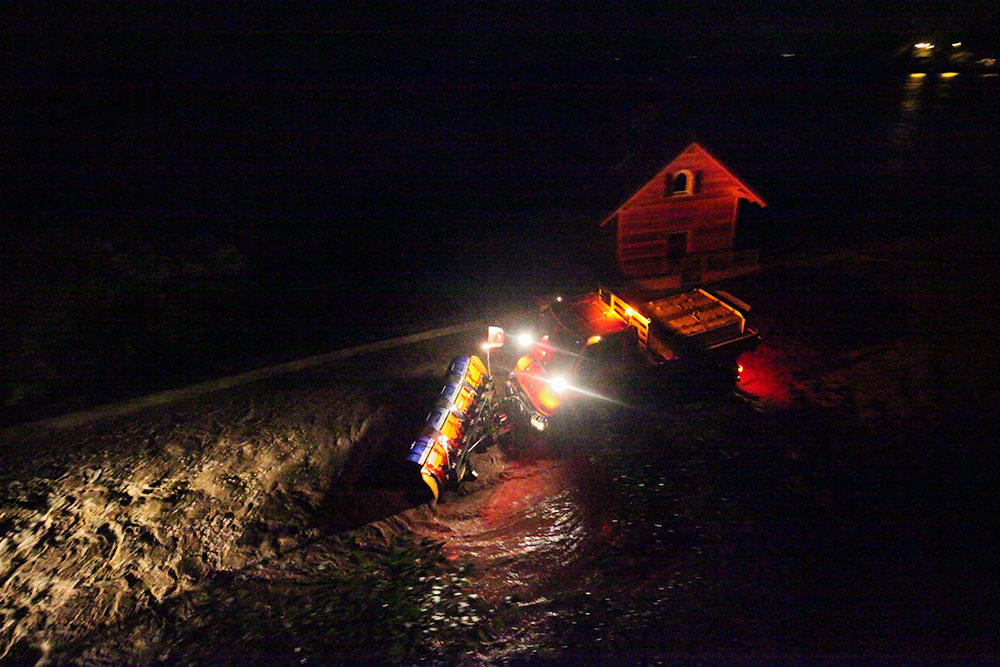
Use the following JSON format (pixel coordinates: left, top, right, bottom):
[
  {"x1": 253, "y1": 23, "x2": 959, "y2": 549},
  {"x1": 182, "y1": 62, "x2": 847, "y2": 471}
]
[
  {"x1": 479, "y1": 459, "x2": 561, "y2": 526},
  {"x1": 738, "y1": 344, "x2": 795, "y2": 406}
]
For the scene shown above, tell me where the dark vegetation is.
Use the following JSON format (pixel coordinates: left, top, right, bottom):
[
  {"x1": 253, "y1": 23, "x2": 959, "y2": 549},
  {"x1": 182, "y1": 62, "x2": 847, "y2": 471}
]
[
  {"x1": 1, "y1": 229, "x2": 260, "y2": 424},
  {"x1": 95, "y1": 536, "x2": 490, "y2": 664},
  {"x1": 0, "y1": 216, "x2": 593, "y2": 426}
]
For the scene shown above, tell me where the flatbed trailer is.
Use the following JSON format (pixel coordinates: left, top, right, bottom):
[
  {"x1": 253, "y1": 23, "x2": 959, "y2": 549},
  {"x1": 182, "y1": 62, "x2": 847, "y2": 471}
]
[{"x1": 598, "y1": 287, "x2": 761, "y2": 363}]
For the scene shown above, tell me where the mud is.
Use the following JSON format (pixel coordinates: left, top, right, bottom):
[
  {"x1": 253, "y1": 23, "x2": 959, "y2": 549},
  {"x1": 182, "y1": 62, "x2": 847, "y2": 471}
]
[
  {"x1": 2, "y1": 232, "x2": 998, "y2": 663},
  {"x1": 0, "y1": 334, "x2": 468, "y2": 663}
]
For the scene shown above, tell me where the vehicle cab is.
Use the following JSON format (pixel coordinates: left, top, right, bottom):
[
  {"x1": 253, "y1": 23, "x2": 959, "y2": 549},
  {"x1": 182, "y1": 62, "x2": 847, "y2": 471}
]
[{"x1": 508, "y1": 293, "x2": 634, "y2": 428}]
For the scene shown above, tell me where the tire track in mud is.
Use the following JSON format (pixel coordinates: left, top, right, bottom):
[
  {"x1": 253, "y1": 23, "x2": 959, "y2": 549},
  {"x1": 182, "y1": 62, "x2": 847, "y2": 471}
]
[{"x1": 0, "y1": 397, "x2": 359, "y2": 660}]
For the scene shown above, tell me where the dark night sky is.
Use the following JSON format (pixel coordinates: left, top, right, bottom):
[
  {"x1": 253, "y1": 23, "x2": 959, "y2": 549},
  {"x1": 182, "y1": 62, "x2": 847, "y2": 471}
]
[
  {"x1": 2, "y1": 1, "x2": 996, "y2": 228},
  {"x1": 4, "y1": 1, "x2": 997, "y2": 69}
]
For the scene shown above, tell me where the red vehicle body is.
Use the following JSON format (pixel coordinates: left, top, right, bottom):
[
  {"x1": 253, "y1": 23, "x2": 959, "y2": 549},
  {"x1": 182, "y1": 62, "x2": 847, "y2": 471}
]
[{"x1": 506, "y1": 288, "x2": 760, "y2": 429}]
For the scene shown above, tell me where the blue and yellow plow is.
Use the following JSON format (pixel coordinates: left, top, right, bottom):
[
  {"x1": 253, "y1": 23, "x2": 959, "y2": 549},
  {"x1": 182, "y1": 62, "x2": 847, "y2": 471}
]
[{"x1": 406, "y1": 351, "x2": 509, "y2": 503}]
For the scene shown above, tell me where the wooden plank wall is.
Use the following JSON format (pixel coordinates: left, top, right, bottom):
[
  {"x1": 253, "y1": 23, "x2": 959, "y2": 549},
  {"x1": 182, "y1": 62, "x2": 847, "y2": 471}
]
[{"x1": 617, "y1": 196, "x2": 737, "y2": 276}]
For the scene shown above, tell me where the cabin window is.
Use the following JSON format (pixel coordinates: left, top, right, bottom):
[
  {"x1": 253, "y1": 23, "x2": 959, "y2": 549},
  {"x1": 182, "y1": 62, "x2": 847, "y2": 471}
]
[{"x1": 668, "y1": 169, "x2": 695, "y2": 196}]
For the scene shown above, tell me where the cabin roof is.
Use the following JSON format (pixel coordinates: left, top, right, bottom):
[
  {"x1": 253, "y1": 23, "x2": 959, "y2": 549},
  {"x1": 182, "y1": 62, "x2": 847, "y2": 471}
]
[{"x1": 599, "y1": 142, "x2": 766, "y2": 227}]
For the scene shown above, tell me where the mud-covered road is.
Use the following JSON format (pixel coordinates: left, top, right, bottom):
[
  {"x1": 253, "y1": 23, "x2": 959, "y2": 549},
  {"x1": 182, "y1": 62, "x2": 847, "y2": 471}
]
[{"x1": 2, "y1": 232, "x2": 998, "y2": 663}]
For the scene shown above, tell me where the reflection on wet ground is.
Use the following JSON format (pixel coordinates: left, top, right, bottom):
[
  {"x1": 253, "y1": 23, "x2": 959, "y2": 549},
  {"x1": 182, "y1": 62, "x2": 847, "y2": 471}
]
[{"x1": 409, "y1": 457, "x2": 595, "y2": 599}]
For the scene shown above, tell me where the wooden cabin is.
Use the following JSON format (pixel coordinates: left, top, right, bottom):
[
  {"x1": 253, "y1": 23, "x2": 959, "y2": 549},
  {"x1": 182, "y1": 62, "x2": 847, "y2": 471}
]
[{"x1": 600, "y1": 142, "x2": 766, "y2": 282}]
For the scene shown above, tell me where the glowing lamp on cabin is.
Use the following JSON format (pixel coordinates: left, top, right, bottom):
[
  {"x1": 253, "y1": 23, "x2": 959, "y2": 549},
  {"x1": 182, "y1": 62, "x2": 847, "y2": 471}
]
[
  {"x1": 482, "y1": 326, "x2": 504, "y2": 374},
  {"x1": 517, "y1": 332, "x2": 534, "y2": 348},
  {"x1": 534, "y1": 335, "x2": 552, "y2": 358},
  {"x1": 549, "y1": 376, "x2": 569, "y2": 394}
]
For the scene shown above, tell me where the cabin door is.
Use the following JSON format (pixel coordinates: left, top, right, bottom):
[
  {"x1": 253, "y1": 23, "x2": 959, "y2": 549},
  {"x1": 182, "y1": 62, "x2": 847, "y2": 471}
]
[{"x1": 666, "y1": 231, "x2": 688, "y2": 259}]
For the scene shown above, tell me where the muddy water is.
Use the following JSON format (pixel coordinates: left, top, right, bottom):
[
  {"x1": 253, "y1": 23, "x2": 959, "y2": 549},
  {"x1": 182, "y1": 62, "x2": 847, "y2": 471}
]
[
  {"x1": 409, "y1": 455, "x2": 598, "y2": 594},
  {"x1": 391, "y1": 439, "x2": 623, "y2": 662}
]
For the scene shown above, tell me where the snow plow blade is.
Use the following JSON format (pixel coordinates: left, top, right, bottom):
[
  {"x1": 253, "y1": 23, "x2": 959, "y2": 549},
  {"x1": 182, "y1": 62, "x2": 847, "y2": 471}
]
[{"x1": 406, "y1": 354, "x2": 495, "y2": 503}]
